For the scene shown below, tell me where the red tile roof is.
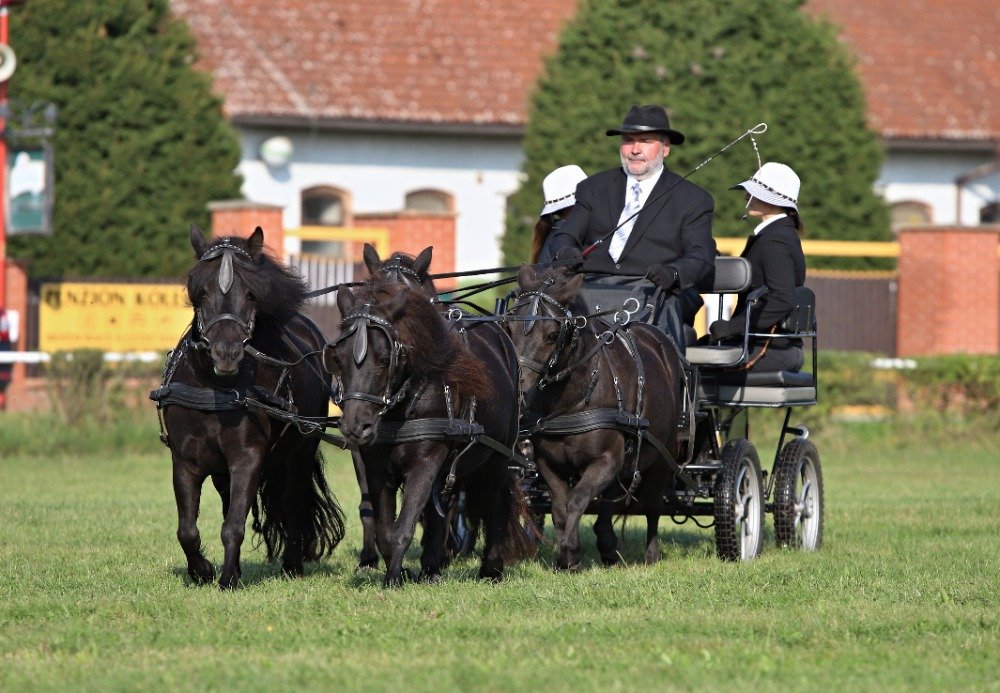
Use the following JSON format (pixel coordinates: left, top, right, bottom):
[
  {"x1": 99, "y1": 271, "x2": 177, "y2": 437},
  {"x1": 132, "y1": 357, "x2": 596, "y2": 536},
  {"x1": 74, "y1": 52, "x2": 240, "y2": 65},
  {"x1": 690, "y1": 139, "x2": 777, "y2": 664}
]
[
  {"x1": 170, "y1": 0, "x2": 577, "y2": 129},
  {"x1": 171, "y1": 0, "x2": 1000, "y2": 141},
  {"x1": 807, "y1": 0, "x2": 1000, "y2": 141}
]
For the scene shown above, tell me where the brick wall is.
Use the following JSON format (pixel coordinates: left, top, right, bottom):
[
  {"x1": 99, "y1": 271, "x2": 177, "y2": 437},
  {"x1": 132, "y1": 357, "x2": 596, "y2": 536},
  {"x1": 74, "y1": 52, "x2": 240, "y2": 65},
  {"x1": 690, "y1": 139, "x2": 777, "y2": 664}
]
[
  {"x1": 2, "y1": 260, "x2": 45, "y2": 411},
  {"x1": 896, "y1": 225, "x2": 1000, "y2": 355},
  {"x1": 208, "y1": 200, "x2": 285, "y2": 257},
  {"x1": 354, "y1": 211, "x2": 458, "y2": 291}
]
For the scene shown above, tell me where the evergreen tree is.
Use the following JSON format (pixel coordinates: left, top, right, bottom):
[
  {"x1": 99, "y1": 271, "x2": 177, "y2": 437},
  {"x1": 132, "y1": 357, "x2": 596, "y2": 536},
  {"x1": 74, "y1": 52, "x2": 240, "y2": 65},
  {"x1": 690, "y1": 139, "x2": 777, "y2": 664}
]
[
  {"x1": 503, "y1": 0, "x2": 890, "y2": 270},
  {"x1": 7, "y1": 0, "x2": 243, "y2": 278}
]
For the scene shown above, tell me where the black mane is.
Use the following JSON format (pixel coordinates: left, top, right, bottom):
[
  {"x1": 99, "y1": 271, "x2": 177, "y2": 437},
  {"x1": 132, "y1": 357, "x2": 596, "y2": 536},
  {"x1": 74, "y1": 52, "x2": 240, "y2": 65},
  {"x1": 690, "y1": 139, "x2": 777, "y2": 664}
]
[{"x1": 187, "y1": 235, "x2": 309, "y2": 324}]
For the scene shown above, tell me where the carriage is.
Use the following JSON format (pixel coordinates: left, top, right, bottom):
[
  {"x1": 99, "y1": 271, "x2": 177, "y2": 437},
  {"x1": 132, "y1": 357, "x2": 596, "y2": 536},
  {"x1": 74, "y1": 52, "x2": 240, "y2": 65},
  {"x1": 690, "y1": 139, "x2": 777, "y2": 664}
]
[{"x1": 509, "y1": 255, "x2": 823, "y2": 562}]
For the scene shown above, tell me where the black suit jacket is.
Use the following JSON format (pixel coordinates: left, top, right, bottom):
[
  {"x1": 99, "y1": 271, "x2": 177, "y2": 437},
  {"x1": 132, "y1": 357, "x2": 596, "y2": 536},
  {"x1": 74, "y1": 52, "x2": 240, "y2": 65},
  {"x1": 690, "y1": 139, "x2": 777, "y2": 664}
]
[
  {"x1": 547, "y1": 166, "x2": 716, "y2": 291},
  {"x1": 718, "y1": 216, "x2": 806, "y2": 335}
]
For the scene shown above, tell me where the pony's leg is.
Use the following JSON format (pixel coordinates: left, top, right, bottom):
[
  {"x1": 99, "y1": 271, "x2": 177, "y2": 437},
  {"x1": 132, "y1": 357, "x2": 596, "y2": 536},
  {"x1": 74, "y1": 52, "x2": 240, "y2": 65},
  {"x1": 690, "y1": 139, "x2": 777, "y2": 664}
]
[
  {"x1": 639, "y1": 463, "x2": 670, "y2": 565},
  {"x1": 218, "y1": 459, "x2": 261, "y2": 590},
  {"x1": 352, "y1": 450, "x2": 379, "y2": 571},
  {"x1": 536, "y1": 459, "x2": 572, "y2": 568},
  {"x1": 383, "y1": 463, "x2": 437, "y2": 588},
  {"x1": 419, "y1": 495, "x2": 448, "y2": 583},
  {"x1": 279, "y1": 448, "x2": 310, "y2": 577},
  {"x1": 593, "y1": 491, "x2": 622, "y2": 566},
  {"x1": 172, "y1": 457, "x2": 214, "y2": 584},
  {"x1": 559, "y1": 452, "x2": 620, "y2": 571},
  {"x1": 366, "y1": 466, "x2": 397, "y2": 567}
]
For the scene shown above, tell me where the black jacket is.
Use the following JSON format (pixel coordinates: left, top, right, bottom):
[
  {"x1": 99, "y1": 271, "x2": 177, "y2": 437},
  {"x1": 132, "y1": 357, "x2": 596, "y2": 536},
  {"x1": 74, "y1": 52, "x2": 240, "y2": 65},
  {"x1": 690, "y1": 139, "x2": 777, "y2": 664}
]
[
  {"x1": 547, "y1": 166, "x2": 716, "y2": 291},
  {"x1": 715, "y1": 216, "x2": 806, "y2": 336}
]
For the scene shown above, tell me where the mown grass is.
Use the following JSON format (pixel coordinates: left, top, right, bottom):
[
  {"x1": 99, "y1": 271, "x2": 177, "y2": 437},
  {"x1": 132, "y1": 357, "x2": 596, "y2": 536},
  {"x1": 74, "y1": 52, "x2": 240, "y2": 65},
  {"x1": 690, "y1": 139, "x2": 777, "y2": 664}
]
[{"x1": 1, "y1": 416, "x2": 997, "y2": 691}]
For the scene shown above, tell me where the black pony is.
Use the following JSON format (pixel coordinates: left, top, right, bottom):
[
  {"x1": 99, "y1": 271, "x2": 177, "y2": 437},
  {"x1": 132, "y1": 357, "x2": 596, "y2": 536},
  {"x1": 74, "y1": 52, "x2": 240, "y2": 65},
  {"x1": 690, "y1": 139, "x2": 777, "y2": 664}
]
[
  {"x1": 155, "y1": 226, "x2": 345, "y2": 589},
  {"x1": 325, "y1": 279, "x2": 534, "y2": 586},
  {"x1": 508, "y1": 266, "x2": 684, "y2": 570}
]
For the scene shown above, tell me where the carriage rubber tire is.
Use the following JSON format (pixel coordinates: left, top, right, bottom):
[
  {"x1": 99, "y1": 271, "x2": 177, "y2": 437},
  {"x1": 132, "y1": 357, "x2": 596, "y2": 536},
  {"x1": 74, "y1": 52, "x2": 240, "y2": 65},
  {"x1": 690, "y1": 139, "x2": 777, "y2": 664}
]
[
  {"x1": 773, "y1": 438, "x2": 824, "y2": 550},
  {"x1": 713, "y1": 438, "x2": 765, "y2": 561}
]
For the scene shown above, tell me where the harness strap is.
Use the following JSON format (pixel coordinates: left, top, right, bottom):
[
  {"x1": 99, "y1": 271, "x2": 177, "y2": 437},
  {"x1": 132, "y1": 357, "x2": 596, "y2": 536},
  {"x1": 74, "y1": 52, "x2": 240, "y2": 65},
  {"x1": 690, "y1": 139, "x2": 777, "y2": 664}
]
[{"x1": 370, "y1": 417, "x2": 529, "y2": 468}]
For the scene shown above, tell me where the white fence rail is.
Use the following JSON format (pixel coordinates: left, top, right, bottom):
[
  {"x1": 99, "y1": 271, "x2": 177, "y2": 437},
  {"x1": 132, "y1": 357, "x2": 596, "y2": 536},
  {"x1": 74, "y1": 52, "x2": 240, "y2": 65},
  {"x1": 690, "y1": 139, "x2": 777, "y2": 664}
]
[
  {"x1": 0, "y1": 351, "x2": 164, "y2": 364},
  {"x1": 287, "y1": 254, "x2": 354, "y2": 306}
]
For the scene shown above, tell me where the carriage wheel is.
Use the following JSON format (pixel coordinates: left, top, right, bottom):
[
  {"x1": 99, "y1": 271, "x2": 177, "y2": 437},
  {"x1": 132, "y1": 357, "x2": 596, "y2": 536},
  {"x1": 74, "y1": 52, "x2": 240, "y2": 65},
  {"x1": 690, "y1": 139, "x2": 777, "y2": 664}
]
[
  {"x1": 447, "y1": 491, "x2": 477, "y2": 557},
  {"x1": 713, "y1": 439, "x2": 765, "y2": 561},
  {"x1": 773, "y1": 439, "x2": 824, "y2": 550}
]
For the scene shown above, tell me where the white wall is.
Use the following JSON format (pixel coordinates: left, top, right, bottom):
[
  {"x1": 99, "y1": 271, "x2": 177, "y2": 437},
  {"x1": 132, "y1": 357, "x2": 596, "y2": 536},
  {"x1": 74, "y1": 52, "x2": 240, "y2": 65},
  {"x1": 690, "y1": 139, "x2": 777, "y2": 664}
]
[
  {"x1": 878, "y1": 149, "x2": 1000, "y2": 226},
  {"x1": 238, "y1": 127, "x2": 526, "y2": 271}
]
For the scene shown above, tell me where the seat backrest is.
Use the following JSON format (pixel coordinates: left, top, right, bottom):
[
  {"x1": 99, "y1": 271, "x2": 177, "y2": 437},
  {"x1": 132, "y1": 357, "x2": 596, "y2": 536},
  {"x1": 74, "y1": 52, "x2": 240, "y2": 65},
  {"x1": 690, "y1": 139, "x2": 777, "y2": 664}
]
[
  {"x1": 779, "y1": 286, "x2": 816, "y2": 333},
  {"x1": 711, "y1": 256, "x2": 752, "y2": 293}
]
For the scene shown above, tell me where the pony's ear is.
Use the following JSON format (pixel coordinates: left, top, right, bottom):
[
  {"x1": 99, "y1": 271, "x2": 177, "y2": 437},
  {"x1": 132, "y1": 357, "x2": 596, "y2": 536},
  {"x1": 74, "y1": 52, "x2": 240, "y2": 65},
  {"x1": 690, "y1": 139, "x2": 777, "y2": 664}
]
[
  {"x1": 190, "y1": 225, "x2": 208, "y2": 259},
  {"x1": 247, "y1": 227, "x2": 265, "y2": 259},
  {"x1": 517, "y1": 264, "x2": 540, "y2": 290},
  {"x1": 413, "y1": 246, "x2": 433, "y2": 275},
  {"x1": 555, "y1": 272, "x2": 585, "y2": 303},
  {"x1": 362, "y1": 243, "x2": 381, "y2": 275},
  {"x1": 336, "y1": 286, "x2": 356, "y2": 317}
]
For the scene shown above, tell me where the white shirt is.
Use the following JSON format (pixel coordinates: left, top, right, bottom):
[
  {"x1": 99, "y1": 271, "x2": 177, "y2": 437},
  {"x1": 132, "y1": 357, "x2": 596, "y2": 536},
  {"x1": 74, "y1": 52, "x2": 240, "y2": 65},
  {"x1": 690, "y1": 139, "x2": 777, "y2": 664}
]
[
  {"x1": 752, "y1": 213, "x2": 788, "y2": 236},
  {"x1": 624, "y1": 166, "x2": 665, "y2": 213}
]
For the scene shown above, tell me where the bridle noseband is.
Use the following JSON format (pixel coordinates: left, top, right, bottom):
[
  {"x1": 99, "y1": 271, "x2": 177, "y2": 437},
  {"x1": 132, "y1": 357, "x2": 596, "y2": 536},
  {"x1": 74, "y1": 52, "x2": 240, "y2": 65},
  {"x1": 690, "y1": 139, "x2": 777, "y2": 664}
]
[
  {"x1": 329, "y1": 301, "x2": 412, "y2": 418},
  {"x1": 509, "y1": 286, "x2": 586, "y2": 390}
]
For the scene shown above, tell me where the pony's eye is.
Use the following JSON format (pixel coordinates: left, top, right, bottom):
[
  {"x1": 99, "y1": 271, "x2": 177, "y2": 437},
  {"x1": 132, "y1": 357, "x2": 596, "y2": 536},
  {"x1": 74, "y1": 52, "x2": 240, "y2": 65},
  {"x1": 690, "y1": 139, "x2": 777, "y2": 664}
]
[{"x1": 544, "y1": 331, "x2": 559, "y2": 344}]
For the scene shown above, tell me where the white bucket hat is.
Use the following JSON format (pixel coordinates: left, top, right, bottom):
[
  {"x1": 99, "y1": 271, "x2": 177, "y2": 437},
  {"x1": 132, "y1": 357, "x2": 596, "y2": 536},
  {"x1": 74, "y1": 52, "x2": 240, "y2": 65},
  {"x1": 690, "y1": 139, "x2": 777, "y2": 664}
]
[
  {"x1": 732, "y1": 161, "x2": 800, "y2": 210},
  {"x1": 540, "y1": 164, "x2": 587, "y2": 216}
]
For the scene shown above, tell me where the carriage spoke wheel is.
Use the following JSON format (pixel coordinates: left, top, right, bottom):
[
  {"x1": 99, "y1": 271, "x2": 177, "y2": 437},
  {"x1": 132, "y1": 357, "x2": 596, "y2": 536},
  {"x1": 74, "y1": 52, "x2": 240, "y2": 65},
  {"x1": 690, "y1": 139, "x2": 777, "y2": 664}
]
[
  {"x1": 773, "y1": 439, "x2": 824, "y2": 550},
  {"x1": 713, "y1": 439, "x2": 764, "y2": 561}
]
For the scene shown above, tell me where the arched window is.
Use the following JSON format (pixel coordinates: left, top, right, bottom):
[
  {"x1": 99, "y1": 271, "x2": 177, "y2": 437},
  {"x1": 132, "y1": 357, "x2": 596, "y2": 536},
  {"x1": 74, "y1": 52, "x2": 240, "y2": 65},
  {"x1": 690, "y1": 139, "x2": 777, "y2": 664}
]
[
  {"x1": 980, "y1": 201, "x2": 1000, "y2": 224},
  {"x1": 405, "y1": 189, "x2": 453, "y2": 213},
  {"x1": 301, "y1": 186, "x2": 351, "y2": 255},
  {"x1": 890, "y1": 200, "x2": 932, "y2": 232}
]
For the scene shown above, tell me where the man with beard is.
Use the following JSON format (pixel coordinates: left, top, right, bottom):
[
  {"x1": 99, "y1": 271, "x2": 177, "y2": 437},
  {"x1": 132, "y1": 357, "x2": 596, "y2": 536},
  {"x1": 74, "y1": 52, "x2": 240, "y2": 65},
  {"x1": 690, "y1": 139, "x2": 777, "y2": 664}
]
[{"x1": 546, "y1": 104, "x2": 716, "y2": 351}]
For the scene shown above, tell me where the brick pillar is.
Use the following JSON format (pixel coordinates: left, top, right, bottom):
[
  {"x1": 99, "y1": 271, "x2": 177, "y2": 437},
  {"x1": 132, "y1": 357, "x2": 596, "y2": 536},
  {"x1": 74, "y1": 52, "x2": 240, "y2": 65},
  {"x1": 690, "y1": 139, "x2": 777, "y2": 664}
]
[
  {"x1": 353, "y1": 211, "x2": 458, "y2": 291},
  {"x1": 896, "y1": 225, "x2": 1000, "y2": 356},
  {"x1": 208, "y1": 200, "x2": 286, "y2": 258}
]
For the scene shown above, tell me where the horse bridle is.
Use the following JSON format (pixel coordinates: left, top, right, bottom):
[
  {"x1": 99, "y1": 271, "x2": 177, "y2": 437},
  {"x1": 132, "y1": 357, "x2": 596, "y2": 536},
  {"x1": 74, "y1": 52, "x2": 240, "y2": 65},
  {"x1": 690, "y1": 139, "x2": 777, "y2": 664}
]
[
  {"x1": 328, "y1": 301, "x2": 413, "y2": 417},
  {"x1": 191, "y1": 241, "x2": 257, "y2": 351},
  {"x1": 509, "y1": 287, "x2": 586, "y2": 390}
]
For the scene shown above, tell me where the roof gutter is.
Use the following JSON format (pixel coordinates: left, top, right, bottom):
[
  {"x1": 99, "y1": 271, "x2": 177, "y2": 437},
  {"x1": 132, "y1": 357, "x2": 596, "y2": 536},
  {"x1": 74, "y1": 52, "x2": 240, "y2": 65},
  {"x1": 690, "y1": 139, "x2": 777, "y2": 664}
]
[{"x1": 231, "y1": 113, "x2": 525, "y2": 138}]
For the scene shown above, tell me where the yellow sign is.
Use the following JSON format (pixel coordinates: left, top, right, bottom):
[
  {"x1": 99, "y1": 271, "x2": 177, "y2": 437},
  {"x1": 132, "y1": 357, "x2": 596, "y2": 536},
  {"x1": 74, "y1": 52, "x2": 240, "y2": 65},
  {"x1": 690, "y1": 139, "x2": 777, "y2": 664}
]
[{"x1": 39, "y1": 282, "x2": 192, "y2": 353}]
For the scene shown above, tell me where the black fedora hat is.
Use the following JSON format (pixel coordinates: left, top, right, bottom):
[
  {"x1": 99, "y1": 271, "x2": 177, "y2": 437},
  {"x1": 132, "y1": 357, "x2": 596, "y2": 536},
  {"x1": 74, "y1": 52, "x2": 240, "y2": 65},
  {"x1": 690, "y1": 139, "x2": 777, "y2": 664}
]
[{"x1": 606, "y1": 104, "x2": 685, "y2": 144}]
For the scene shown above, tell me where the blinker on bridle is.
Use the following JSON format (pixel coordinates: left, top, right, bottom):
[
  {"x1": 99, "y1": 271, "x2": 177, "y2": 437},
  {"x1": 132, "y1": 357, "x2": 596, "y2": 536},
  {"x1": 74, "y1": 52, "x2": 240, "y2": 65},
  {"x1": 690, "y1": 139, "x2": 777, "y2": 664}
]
[
  {"x1": 328, "y1": 301, "x2": 411, "y2": 416},
  {"x1": 192, "y1": 240, "x2": 257, "y2": 350}
]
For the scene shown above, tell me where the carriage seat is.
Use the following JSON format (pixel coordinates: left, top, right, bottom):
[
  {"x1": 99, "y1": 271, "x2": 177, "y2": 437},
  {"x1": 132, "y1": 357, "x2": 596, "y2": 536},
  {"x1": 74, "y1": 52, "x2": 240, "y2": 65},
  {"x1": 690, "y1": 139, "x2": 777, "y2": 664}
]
[{"x1": 686, "y1": 256, "x2": 752, "y2": 367}]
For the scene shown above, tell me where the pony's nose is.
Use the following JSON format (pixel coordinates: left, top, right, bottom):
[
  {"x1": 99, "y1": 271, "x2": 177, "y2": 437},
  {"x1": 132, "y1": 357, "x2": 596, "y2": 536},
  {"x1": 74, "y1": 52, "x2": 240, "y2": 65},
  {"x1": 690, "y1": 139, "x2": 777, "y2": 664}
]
[
  {"x1": 344, "y1": 420, "x2": 376, "y2": 445},
  {"x1": 211, "y1": 341, "x2": 244, "y2": 373}
]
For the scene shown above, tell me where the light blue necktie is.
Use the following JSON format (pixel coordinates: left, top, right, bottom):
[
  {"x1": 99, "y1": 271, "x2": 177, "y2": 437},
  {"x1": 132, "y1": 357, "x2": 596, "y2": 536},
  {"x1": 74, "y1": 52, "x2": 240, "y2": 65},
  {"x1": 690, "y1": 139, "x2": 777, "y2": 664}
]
[{"x1": 608, "y1": 182, "x2": 642, "y2": 262}]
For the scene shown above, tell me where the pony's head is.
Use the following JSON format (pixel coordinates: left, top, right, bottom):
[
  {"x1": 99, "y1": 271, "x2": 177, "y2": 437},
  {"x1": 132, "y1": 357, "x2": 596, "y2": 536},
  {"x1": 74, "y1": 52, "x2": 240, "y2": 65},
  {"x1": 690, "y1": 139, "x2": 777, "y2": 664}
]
[
  {"x1": 187, "y1": 224, "x2": 308, "y2": 377},
  {"x1": 325, "y1": 280, "x2": 489, "y2": 445},
  {"x1": 508, "y1": 265, "x2": 585, "y2": 397},
  {"x1": 363, "y1": 243, "x2": 437, "y2": 295}
]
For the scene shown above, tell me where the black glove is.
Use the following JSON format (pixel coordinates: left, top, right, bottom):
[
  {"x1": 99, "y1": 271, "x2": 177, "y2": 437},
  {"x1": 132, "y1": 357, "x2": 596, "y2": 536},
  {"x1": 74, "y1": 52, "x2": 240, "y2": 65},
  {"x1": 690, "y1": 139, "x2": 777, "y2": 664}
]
[
  {"x1": 648, "y1": 265, "x2": 680, "y2": 292},
  {"x1": 554, "y1": 248, "x2": 584, "y2": 272},
  {"x1": 709, "y1": 318, "x2": 741, "y2": 342}
]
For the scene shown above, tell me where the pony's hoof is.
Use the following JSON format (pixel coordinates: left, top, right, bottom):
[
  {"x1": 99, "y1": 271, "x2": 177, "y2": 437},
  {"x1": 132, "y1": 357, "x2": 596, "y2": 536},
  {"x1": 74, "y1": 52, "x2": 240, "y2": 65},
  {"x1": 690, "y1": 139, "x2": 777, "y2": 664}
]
[
  {"x1": 477, "y1": 568, "x2": 503, "y2": 583},
  {"x1": 600, "y1": 550, "x2": 624, "y2": 566},
  {"x1": 554, "y1": 561, "x2": 582, "y2": 573},
  {"x1": 355, "y1": 562, "x2": 378, "y2": 574},
  {"x1": 419, "y1": 571, "x2": 443, "y2": 584},
  {"x1": 188, "y1": 561, "x2": 215, "y2": 585},
  {"x1": 282, "y1": 563, "x2": 305, "y2": 578}
]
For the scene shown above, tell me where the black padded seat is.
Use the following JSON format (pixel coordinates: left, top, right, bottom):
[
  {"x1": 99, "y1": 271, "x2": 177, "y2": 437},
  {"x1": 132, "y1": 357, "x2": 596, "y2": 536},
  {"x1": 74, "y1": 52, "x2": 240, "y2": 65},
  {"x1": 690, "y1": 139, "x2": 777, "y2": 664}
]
[{"x1": 700, "y1": 380, "x2": 817, "y2": 406}]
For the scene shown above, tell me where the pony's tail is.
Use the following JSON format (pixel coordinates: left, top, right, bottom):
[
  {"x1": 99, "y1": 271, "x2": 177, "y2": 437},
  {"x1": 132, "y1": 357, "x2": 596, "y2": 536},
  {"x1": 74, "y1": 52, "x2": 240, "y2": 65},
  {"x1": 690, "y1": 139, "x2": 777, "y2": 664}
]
[
  {"x1": 299, "y1": 449, "x2": 347, "y2": 561},
  {"x1": 253, "y1": 449, "x2": 346, "y2": 563},
  {"x1": 499, "y1": 471, "x2": 541, "y2": 563}
]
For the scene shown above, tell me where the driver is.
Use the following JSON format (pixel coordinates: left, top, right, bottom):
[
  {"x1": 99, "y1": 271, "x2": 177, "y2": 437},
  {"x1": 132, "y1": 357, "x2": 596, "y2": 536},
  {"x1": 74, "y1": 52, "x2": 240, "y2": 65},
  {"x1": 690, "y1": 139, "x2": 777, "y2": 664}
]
[{"x1": 545, "y1": 104, "x2": 716, "y2": 351}]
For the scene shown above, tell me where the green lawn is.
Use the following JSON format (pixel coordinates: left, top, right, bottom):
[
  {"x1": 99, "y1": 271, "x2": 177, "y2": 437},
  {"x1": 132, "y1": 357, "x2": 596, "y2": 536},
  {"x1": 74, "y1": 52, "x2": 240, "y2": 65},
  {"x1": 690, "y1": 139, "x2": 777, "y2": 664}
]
[{"x1": 1, "y1": 419, "x2": 997, "y2": 690}]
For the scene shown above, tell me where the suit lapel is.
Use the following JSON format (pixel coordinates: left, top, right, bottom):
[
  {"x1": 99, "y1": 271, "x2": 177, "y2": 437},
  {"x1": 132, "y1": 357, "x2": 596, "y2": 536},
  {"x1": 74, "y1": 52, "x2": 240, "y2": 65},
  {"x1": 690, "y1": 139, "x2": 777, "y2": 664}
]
[{"x1": 606, "y1": 168, "x2": 627, "y2": 228}]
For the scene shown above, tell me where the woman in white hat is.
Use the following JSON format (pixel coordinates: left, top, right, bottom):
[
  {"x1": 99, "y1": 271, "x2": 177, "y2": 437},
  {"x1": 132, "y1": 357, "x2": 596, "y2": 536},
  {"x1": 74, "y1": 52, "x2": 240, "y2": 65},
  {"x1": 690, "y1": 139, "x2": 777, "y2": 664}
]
[
  {"x1": 708, "y1": 162, "x2": 807, "y2": 372},
  {"x1": 531, "y1": 164, "x2": 588, "y2": 264}
]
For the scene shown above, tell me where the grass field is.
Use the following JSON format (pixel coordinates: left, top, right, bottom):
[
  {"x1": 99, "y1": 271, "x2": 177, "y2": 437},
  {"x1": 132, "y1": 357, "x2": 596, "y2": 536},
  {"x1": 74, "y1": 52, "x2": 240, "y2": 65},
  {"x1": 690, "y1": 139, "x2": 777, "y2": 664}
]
[{"x1": 1, "y1": 416, "x2": 997, "y2": 691}]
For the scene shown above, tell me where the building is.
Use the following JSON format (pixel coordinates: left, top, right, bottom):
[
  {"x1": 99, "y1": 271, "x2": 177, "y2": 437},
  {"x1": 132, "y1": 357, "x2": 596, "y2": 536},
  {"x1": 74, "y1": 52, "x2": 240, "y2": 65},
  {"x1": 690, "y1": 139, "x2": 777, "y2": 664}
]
[{"x1": 169, "y1": 0, "x2": 1000, "y2": 270}]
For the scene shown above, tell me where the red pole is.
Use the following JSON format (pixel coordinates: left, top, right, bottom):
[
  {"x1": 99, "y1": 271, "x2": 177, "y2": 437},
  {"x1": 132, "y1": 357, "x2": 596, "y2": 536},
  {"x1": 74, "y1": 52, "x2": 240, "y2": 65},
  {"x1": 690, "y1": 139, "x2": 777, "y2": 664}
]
[{"x1": 0, "y1": 6, "x2": 8, "y2": 313}]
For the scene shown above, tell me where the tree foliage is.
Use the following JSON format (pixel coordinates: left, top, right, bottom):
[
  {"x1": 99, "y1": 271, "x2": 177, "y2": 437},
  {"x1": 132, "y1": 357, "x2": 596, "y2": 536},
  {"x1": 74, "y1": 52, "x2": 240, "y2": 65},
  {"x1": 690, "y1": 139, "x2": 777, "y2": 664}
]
[
  {"x1": 7, "y1": 0, "x2": 243, "y2": 279},
  {"x1": 502, "y1": 0, "x2": 891, "y2": 270}
]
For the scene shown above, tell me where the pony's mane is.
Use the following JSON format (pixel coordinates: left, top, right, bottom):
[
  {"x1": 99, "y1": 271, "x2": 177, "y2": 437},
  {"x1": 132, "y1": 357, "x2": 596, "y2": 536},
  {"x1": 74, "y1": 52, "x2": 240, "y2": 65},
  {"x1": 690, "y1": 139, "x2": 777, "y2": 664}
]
[
  {"x1": 357, "y1": 280, "x2": 491, "y2": 403},
  {"x1": 187, "y1": 235, "x2": 309, "y2": 323},
  {"x1": 518, "y1": 266, "x2": 588, "y2": 315}
]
